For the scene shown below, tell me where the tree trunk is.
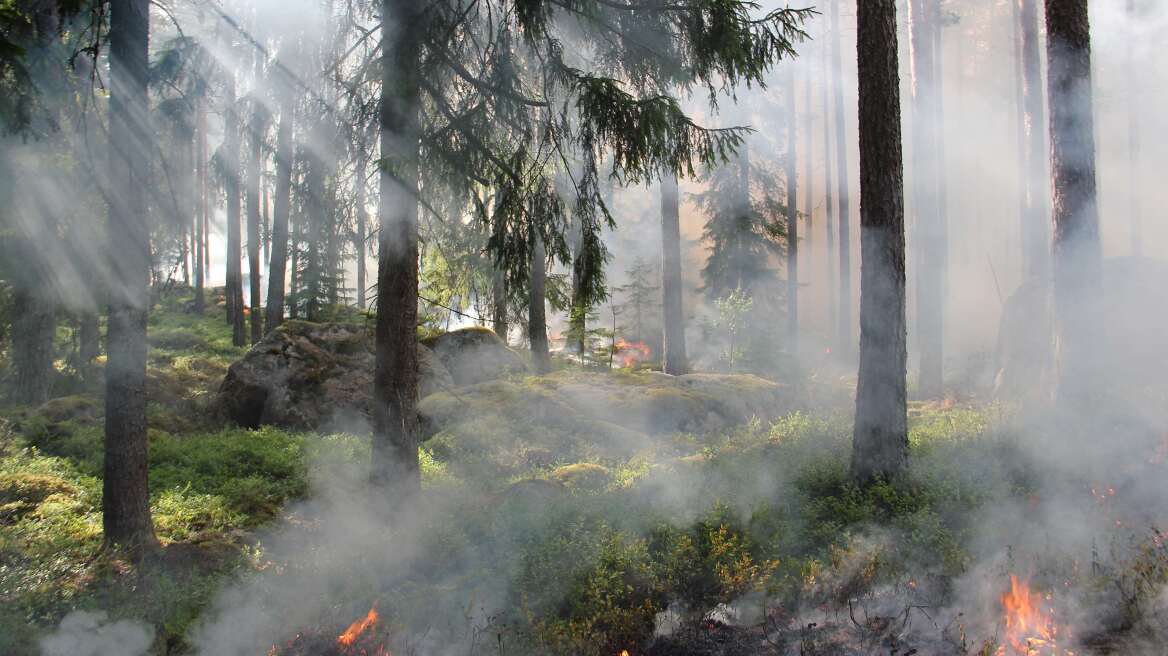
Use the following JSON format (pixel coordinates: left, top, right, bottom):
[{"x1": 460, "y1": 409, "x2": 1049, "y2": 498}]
[
  {"x1": 802, "y1": 70, "x2": 814, "y2": 252},
  {"x1": 246, "y1": 85, "x2": 263, "y2": 344},
  {"x1": 529, "y1": 234, "x2": 552, "y2": 374},
  {"x1": 1126, "y1": 0, "x2": 1141, "y2": 257},
  {"x1": 851, "y1": 0, "x2": 908, "y2": 483},
  {"x1": 909, "y1": 0, "x2": 944, "y2": 399},
  {"x1": 104, "y1": 0, "x2": 157, "y2": 554},
  {"x1": 821, "y1": 32, "x2": 838, "y2": 347},
  {"x1": 831, "y1": 0, "x2": 853, "y2": 357},
  {"x1": 570, "y1": 223, "x2": 587, "y2": 359},
  {"x1": 492, "y1": 268, "x2": 507, "y2": 340},
  {"x1": 355, "y1": 142, "x2": 368, "y2": 310},
  {"x1": 266, "y1": 76, "x2": 293, "y2": 333},
  {"x1": 785, "y1": 67, "x2": 799, "y2": 352},
  {"x1": 1045, "y1": 0, "x2": 1102, "y2": 411},
  {"x1": 371, "y1": 0, "x2": 423, "y2": 494},
  {"x1": 660, "y1": 173, "x2": 688, "y2": 375},
  {"x1": 224, "y1": 74, "x2": 246, "y2": 346},
  {"x1": 79, "y1": 311, "x2": 100, "y2": 365},
  {"x1": 1020, "y1": 0, "x2": 1050, "y2": 280},
  {"x1": 194, "y1": 100, "x2": 207, "y2": 314},
  {"x1": 10, "y1": 285, "x2": 55, "y2": 405}
]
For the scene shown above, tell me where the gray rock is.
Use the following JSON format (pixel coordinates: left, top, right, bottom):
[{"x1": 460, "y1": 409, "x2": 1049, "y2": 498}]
[
  {"x1": 216, "y1": 321, "x2": 452, "y2": 430},
  {"x1": 421, "y1": 327, "x2": 527, "y2": 386}
]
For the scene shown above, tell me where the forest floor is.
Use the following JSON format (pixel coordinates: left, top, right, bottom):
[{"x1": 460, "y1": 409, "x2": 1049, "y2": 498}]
[{"x1": 1, "y1": 290, "x2": 1166, "y2": 655}]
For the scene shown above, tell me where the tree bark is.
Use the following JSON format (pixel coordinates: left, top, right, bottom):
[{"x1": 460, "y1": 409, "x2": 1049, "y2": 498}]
[
  {"x1": 529, "y1": 234, "x2": 552, "y2": 374},
  {"x1": 785, "y1": 67, "x2": 799, "y2": 353},
  {"x1": 821, "y1": 32, "x2": 837, "y2": 347},
  {"x1": 265, "y1": 73, "x2": 293, "y2": 333},
  {"x1": 1020, "y1": 0, "x2": 1050, "y2": 280},
  {"x1": 355, "y1": 138, "x2": 368, "y2": 310},
  {"x1": 1126, "y1": 0, "x2": 1141, "y2": 257},
  {"x1": 492, "y1": 268, "x2": 507, "y2": 340},
  {"x1": 1045, "y1": 0, "x2": 1102, "y2": 411},
  {"x1": 660, "y1": 173, "x2": 688, "y2": 375},
  {"x1": 246, "y1": 85, "x2": 263, "y2": 344},
  {"x1": 224, "y1": 74, "x2": 246, "y2": 346},
  {"x1": 802, "y1": 70, "x2": 814, "y2": 252},
  {"x1": 9, "y1": 284, "x2": 55, "y2": 405},
  {"x1": 851, "y1": 0, "x2": 908, "y2": 483},
  {"x1": 909, "y1": 0, "x2": 944, "y2": 399},
  {"x1": 831, "y1": 0, "x2": 853, "y2": 357},
  {"x1": 104, "y1": 0, "x2": 157, "y2": 554},
  {"x1": 371, "y1": 0, "x2": 423, "y2": 494},
  {"x1": 194, "y1": 100, "x2": 207, "y2": 314}
]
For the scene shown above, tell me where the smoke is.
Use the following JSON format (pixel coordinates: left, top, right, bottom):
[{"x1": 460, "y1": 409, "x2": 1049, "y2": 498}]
[{"x1": 38, "y1": 611, "x2": 154, "y2": 656}]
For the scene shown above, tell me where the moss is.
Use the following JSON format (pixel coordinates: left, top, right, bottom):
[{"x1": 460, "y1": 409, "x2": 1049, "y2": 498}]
[
  {"x1": 31, "y1": 395, "x2": 100, "y2": 425},
  {"x1": 552, "y1": 463, "x2": 612, "y2": 491}
]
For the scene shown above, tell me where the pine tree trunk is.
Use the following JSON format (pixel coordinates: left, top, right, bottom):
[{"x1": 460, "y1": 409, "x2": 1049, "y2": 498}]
[
  {"x1": 852, "y1": 0, "x2": 908, "y2": 483},
  {"x1": 492, "y1": 268, "x2": 507, "y2": 340},
  {"x1": 831, "y1": 0, "x2": 853, "y2": 357},
  {"x1": 570, "y1": 222, "x2": 587, "y2": 360},
  {"x1": 1020, "y1": 0, "x2": 1050, "y2": 279},
  {"x1": 266, "y1": 78, "x2": 293, "y2": 333},
  {"x1": 529, "y1": 234, "x2": 552, "y2": 374},
  {"x1": 224, "y1": 74, "x2": 245, "y2": 346},
  {"x1": 194, "y1": 101, "x2": 207, "y2": 314},
  {"x1": 10, "y1": 284, "x2": 55, "y2": 406},
  {"x1": 802, "y1": 72, "x2": 814, "y2": 252},
  {"x1": 355, "y1": 142, "x2": 368, "y2": 310},
  {"x1": 79, "y1": 311, "x2": 100, "y2": 365},
  {"x1": 371, "y1": 0, "x2": 422, "y2": 494},
  {"x1": 1045, "y1": 0, "x2": 1102, "y2": 411},
  {"x1": 246, "y1": 92, "x2": 263, "y2": 344},
  {"x1": 660, "y1": 173, "x2": 688, "y2": 375},
  {"x1": 104, "y1": 0, "x2": 157, "y2": 554},
  {"x1": 1126, "y1": 0, "x2": 1141, "y2": 257},
  {"x1": 909, "y1": 0, "x2": 944, "y2": 399},
  {"x1": 821, "y1": 33, "x2": 838, "y2": 347},
  {"x1": 785, "y1": 67, "x2": 799, "y2": 353}
]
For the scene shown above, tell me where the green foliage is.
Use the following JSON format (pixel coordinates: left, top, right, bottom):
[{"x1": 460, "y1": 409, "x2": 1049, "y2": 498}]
[{"x1": 712, "y1": 288, "x2": 753, "y2": 372}]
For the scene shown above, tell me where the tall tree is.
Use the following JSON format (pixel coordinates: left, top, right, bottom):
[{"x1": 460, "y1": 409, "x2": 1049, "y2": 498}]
[
  {"x1": 371, "y1": 0, "x2": 424, "y2": 493},
  {"x1": 830, "y1": 0, "x2": 852, "y2": 357},
  {"x1": 265, "y1": 57, "x2": 293, "y2": 333},
  {"x1": 529, "y1": 233, "x2": 552, "y2": 374},
  {"x1": 821, "y1": 31, "x2": 837, "y2": 347},
  {"x1": 851, "y1": 0, "x2": 908, "y2": 483},
  {"x1": 223, "y1": 71, "x2": 246, "y2": 347},
  {"x1": 194, "y1": 98, "x2": 207, "y2": 314},
  {"x1": 245, "y1": 80, "x2": 264, "y2": 344},
  {"x1": 909, "y1": 0, "x2": 944, "y2": 398},
  {"x1": 802, "y1": 71, "x2": 814, "y2": 261},
  {"x1": 1126, "y1": 0, "x2": 1141, "y2": 257},
  {"x1": 1045, "y1": 0, "x2": 1102, "y2": 411},
  {"x1": 1020, "y1": 0, "x2": 1049, "y2": 279},
  {"x1": 785, "y1": 67, "x2": 799, "y2": 352},
  {"x1": 660, "y1": 172, "x2": 688, "y2": 375},
  {"x1": 104, "y1": 0, "x2": 157, "y2": 553}
]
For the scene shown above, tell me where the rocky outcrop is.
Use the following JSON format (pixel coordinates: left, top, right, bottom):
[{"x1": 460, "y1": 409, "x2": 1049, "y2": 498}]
[
  {"x1": 216, "y1": 321, "x2": 453, "y2": 430},
  {"x1": 421, "y1": 327, "x2": 527, "y2": 386}
]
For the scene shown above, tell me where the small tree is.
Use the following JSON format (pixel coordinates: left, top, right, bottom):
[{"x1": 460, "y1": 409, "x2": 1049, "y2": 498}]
[
  {"x1": 614, "y1": 256, "x2": 660, "y2": 344},
  {"x1": 713, "y1": 289, "x2": 753, "y2": 374}
]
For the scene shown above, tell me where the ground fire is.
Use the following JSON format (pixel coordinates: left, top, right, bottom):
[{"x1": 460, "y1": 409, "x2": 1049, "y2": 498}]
[
  {"x1": 999, "y1": 576, "x2": 1074, "y2": 656},
  {"x1": 268, "y1": 604, "x2": 389, "y2": 656},
  {"x1": 615, "y1": 339, "x2": 652, "y2": 368}
]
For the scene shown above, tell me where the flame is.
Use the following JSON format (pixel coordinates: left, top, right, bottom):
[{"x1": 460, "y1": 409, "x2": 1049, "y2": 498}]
[
  {"x1": 338, "y1": 605, "x2": 379, "y2": 648},
  {"x1": 999, "y1": 576, "x2": 1074, "y2": 655},
  {"x1": 615, "y1": 339, "x2": 651, "y2": 368}
]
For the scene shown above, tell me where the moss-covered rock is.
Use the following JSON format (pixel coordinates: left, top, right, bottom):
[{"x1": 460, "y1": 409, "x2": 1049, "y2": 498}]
[
  {"x1": 421, "y1": 327, "x2": 527, "y2": 386},
  {"x1": 552, "y1": 462, "x2": 612, "y2": 490}
]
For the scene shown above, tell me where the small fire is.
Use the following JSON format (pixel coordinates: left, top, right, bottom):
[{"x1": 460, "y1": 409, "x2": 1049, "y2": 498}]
[
  {"x1": 614, "y1": 339, "x2": 651, "y2": 368},
  {"x1": 338, "y1": 606, "x2": 379, "y2": 647},
  {"x1": 999, "y1": 576, "x2": 1075, "y2": 656}
]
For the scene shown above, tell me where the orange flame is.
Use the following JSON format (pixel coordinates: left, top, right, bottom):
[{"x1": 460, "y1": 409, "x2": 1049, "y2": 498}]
[
  {"x1": 337, "y1": 605, "x2": 379, "y2": 647},
  {"x1": 999, "y1": 576, "x2": 1074, "y2": 655},
  {"x1": 615, "y1": 339, "x2": 651, "y2": 368}
]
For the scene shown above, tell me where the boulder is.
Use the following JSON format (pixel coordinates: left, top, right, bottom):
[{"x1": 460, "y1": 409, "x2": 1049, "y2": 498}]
[
  {"x1": 216, "y1": 321, "x2": 453, "y2": 430},
  {"x1": 421, "y1": 327, "x2": 527, "y2": 386}
]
